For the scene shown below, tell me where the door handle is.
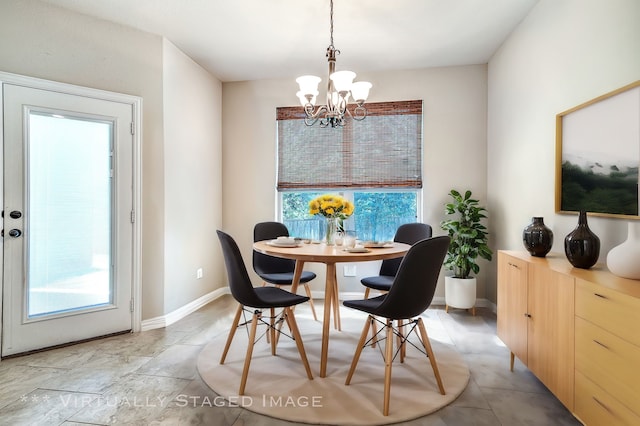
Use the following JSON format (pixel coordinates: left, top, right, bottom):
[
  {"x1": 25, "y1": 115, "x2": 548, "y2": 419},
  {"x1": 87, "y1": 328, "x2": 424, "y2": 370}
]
[
  {"x1": 8, "y1": 229, "x2": 22, "y2": 238},
  {"x1": 9, "y1": 210, "x2": 22, "y2": 219}
]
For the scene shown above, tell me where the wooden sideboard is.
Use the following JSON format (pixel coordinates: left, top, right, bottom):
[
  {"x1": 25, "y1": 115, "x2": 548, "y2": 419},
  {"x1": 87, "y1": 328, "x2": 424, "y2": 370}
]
[{"x1": 497, "y1": 251, "x2": 640, "y2": 425}]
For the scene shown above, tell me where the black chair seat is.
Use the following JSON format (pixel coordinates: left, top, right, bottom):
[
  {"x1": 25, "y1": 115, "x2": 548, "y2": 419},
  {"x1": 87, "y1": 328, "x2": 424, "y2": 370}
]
[
  {"x1": 256, "y1": 270, "x2": 316, "y2": 286},
  {"x1": 343, "y1": 294, "x2": 386, "y2": 314},
  {"x1": 359, "y1": 275, "x2": 393, "y2": 292},
  {"x1": 253, "y1": 286, "x2": 310, "y2": 308}
]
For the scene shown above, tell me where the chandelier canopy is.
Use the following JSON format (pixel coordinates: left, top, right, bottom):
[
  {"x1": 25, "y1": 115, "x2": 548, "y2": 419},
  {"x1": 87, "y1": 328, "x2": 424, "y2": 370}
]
[{"x1": 295, "y1": 0, "x2": 372, "y2": 128}]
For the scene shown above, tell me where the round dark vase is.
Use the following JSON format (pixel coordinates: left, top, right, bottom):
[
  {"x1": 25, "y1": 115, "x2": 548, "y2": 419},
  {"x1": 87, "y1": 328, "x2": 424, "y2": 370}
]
[
  {"x1": 522, "y1": 217, "x2": 553, "y2": 257},
  {"x1": 564, "y1": 211, "x2": 600, "y2": 269}
]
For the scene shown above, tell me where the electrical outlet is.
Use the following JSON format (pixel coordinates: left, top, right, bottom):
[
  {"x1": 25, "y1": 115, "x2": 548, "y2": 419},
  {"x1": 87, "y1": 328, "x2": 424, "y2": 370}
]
[
  {"x1": 343, "y1": 265, "x2": 356, "y2": 277},
  {"x1": 196, "y1": 268, "x2": 203, "y2": 279}
]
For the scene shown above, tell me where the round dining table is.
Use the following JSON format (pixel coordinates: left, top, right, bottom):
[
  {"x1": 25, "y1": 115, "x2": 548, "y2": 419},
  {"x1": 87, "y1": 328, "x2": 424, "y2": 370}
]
[{"x1": 252, "y1": 240, "x2": 410, "y2": 377}]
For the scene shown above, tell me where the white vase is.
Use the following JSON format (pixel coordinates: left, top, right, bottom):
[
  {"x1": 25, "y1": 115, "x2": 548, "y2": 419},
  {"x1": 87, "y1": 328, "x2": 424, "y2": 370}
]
[{"x1": 606, "y1": 222, "x2": 640, "y2": 280}]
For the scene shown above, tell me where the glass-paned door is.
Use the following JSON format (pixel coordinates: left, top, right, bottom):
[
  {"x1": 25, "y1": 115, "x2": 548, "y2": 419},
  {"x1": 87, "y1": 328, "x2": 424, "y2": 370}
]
[{"x1": 2, "y1": 83, "x2": 134, "y2": 356}]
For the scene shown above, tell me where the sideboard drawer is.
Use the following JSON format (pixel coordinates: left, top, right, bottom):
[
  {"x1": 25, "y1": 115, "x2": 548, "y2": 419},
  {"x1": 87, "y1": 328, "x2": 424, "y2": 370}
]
[
  {"x1": 575, "y1": 278, "x2": 640, "y2": 347},
  {"x1": 575, "y1": 316, "x2": 640, "y2": 414},
  {"x1": 575, "y1": 371, "x2": 640, "y2": 426}
]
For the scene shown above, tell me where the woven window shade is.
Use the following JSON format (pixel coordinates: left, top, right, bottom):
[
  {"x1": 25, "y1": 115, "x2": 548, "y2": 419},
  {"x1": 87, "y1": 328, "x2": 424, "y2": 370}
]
[{"x1": 277, "y1": 100, "x2": 422, "y2": 190}]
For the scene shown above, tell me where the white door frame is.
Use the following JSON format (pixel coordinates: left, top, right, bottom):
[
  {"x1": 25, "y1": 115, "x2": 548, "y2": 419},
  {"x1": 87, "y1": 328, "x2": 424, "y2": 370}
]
[{"x1": 0, "y1": 71, "x2": 142, "y2": 356}]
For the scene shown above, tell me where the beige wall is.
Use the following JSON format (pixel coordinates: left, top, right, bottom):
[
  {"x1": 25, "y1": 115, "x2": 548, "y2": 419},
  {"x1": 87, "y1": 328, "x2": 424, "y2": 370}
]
[
  {"x1": 487, "y1": 0, "x2": 640, "y2": 302},
  {"x1": 162, "y1": 39, "x2": 224, "y2": 313},
  {"x1": 222, "y1": 65, "x2": 489, "y2": 299},
  {"x1": 0, "y1": 0, "x2": 224, "y2": 320}
]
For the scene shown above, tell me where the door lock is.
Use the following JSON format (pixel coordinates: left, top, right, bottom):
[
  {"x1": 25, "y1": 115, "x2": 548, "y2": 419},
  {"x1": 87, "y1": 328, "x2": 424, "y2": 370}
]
[{"x1": 9, "y1": 210, "x2": 22, "y2": 219}]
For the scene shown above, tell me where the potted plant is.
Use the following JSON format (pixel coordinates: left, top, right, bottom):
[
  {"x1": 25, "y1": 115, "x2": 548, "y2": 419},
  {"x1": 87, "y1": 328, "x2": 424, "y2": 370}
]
[{"x1": 440, "y1": 189, "x2": 493, "y2": 315}]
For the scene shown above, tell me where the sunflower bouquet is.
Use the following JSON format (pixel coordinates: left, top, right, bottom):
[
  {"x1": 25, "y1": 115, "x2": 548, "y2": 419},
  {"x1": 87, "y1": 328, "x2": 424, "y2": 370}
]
[
  {"x1": 309, "y1": 194, "x2": 354, "y2": 244},
  {"x1": 308, "y1": 194, "x2": 354, "y2": 219}
]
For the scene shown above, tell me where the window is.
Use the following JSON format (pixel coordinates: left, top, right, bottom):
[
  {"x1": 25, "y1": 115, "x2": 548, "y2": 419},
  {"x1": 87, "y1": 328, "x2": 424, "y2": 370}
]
[
  {"x1": 277, "y1": 100, "x2": 422, "y2": 242},
  {"x1": 281, "y1": 190, "x2": 419, "y2": 242}
]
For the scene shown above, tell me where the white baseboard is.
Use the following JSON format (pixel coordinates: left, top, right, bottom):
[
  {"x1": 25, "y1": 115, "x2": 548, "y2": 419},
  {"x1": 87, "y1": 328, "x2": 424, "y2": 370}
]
[
  {"x1": 140, "y1": 287, "x2": 230, "y2": 331},
  {"x1": 318, "y1": 291, "x2": 497, "y2": 313},
  {"x1": 140, "y1": 287, "x2": 496, "y2": 332}
]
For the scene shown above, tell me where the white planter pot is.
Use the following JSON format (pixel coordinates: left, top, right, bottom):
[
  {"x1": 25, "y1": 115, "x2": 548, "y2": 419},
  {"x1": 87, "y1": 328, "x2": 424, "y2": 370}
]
[{"x1": 445, "y1": 276, "x2": 477, "y2": 314}]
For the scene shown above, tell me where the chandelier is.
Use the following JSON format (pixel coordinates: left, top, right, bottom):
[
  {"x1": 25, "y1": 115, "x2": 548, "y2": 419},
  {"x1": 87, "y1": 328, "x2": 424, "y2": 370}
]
[{"x1": 295, "y1": 0, "x2": 372, "y2": 128}]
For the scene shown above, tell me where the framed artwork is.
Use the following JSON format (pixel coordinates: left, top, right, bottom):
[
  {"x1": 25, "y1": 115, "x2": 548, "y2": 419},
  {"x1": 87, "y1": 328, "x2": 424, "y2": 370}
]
[{"x1": 556, "y1": 81, "x2": 640, "y2": 218}]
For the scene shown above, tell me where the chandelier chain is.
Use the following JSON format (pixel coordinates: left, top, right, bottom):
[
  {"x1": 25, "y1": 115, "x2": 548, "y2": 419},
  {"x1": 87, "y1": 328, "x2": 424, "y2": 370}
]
[{"x1": 329, "y1": 0, "x2": 334, "y2": 49}]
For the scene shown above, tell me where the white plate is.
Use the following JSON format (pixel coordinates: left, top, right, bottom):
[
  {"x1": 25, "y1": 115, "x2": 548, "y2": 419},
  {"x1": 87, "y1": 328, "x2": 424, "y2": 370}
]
[
  {"x1": 343, "y1": 247, "x2": 370, "y2": 253},
  {"x1": 267, "y1": 240, "x2": 301, "y2": 248},
  {"x1": 363, "y1": 242, "x2": 393, "y2": 248}
]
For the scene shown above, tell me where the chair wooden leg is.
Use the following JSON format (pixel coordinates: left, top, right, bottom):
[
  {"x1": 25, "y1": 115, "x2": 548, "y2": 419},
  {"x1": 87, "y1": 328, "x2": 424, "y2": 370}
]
[
  {"x1": 345, "y1": 315, "x2": 372, "y2": 385},
  {"x1": 417, "y1": 318, "x2": 445, "y2": 395},
  {"x1": 284, "y1": 307, "x2": 314, "y2": 380},
  {"x1": 510, "y1": 352, "x2": 515, "y2": 372},
  {"x1": 273, "y1": 308, "x2": 287, "y2": 347},
  {"x1": 270, "y1": 307, "x2": 276, "y2": 356},
  {"x1": 397, "y1": 319, "x2": 405, "y2": 363},
  {"x1": 302, "y1": 284, "x2": 318, "y2": 321},
  {"x1": 371, "y1": 316, "x2": 379, "y2": 349},
  {"x1": 239, "y1": 311, "x2": 260, "y2": 395},
  {"x1": 364, "y1": 287, "x2": 371, "y2": 299},
  {"x1": 383, "y1": 319, "x2": 393, "y2": 416},
  {"x1": 220, "y1": 304, "x2": 243, "y2": 364}
]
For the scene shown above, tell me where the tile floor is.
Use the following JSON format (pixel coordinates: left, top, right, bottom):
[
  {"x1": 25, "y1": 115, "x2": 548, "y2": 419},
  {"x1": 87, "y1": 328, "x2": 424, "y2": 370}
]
[{"x1": 0, "y1": 295, "x2": 581, "y2": 425}]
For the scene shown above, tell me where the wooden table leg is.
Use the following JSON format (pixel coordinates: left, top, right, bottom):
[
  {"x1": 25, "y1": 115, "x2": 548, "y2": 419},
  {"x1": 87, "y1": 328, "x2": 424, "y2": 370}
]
[
  {"x1": 330, "y1": 268, "x2": 341, "y2": 331},
  {"x1": 275, "y1": 260, "x2": 305, "y2": 346},
  {"x1": 320, "y1": 263, "x2": 336, "y2": 378},
  {"x1": 290, "y1": 260, "x2": 304, "y2": 295}
]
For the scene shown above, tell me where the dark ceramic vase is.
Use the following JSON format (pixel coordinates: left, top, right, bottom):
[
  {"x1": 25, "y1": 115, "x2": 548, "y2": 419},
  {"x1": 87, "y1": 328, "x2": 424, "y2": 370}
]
[
  {"x1": 523, "y1": 217, "x2": 553, "y2": 257},
  {"x1": 564, "y1": 211, "x2": 600, "y2": 269}
]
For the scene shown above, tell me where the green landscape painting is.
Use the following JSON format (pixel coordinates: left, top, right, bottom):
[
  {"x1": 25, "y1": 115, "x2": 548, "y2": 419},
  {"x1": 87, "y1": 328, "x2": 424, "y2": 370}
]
[
  {"x1": 561, "y1": 160, "x2": 638, "y2": 215},
  {"x1": 557, "y1": 81, "x2": 640, "y2": 218}
]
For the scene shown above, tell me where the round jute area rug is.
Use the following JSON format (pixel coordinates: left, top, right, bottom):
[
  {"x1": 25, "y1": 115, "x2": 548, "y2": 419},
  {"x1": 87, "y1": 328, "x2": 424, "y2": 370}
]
[{"x1": 197, "y1": 307, "x2": 469, "y2": 425}]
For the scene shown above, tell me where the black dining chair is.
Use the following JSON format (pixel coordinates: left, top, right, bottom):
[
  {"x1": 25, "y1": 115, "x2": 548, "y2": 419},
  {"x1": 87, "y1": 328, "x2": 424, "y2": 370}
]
[
  {"x1": 360, "y1": 223, "x2": 432, "y2": 348},
  {"x1": 217, "y1": 230, "x2": 313, "y2": 395},
  {"x1": 360, "y1": 223, "x2": 432, "y2": 299},
  {"x1": 253, "y1": 221, "x2": 318, "y2": 321},
  {"x1": 344, "y1": 235, "x2": 450, "y2": 416}
]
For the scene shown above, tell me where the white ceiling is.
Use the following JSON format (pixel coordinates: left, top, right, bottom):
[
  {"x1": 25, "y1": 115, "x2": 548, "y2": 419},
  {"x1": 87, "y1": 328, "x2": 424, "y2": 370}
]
[{"x1": 40, "y1": 0, "x2": 539, "y2": 82}]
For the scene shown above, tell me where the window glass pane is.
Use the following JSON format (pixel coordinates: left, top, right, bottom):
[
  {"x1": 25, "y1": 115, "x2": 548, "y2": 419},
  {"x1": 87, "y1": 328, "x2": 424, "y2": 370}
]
[
  {"x1": 353, "y1": 192, "x2": 417, "y2": 242},
  {"x1": 28, "y1": 112, "x2": 112, "y2": 317},
  {"x1": 282, "y1": 190, "x2": 417, "y2": 242},
  {"x1": 282, "y1": 191, "x2": 325, "y2": 240}
]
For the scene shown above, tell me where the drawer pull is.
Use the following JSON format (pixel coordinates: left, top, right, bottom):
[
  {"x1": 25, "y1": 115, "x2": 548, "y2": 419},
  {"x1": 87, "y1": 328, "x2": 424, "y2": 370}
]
[
  {"x1": 524, "y1": 313, "x2": 532, "y2": 318},
  {"x1": 593, "y1": 293, "x2": 608, "y2": 299},
  {"x1": 508, "y1": 262, "x2": 520, "y2": 269},
  {"x1": 593, "y1": 339, "x2": 609, "y2": 349},
  {"x1": 592, "y1": 396, "x2": 612, "y2": 413}
]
